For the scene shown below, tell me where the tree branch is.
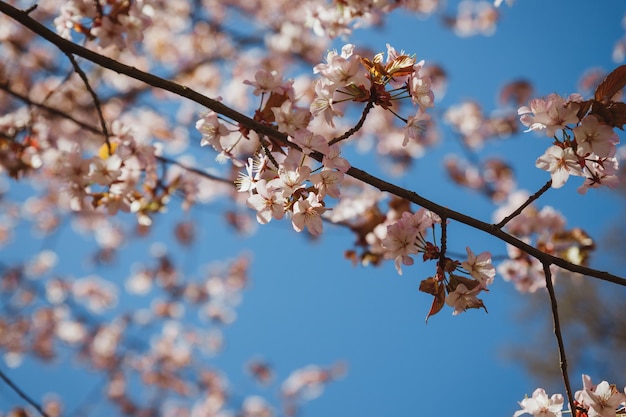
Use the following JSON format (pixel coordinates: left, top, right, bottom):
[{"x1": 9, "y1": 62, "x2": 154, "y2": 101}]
[
  {"x1": 0, "y1": 368, "x2": 50, "y2": 417},
  {"x1": 495, "y1": 180, "x2": 552, "y2": 229},
  {"x1": 542, "y1": 262, "x2": 576, "y2": 415},
  {"x1": 1, "y1": 1, "x2": 625, "y2": 288},
  {"x1": 329, "y1": 100, "x2": 375, "y2": 146}
]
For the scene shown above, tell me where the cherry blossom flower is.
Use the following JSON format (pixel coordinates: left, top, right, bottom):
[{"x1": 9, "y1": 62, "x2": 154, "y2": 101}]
[
  {"x1": 310, "y1": 169, "x2": 344, "y2": 199},
  {"x1": 461, "y1": 247, "x2": 495, "y2": 288},
  {"x1": 271, "y1": 100, "x2": 312, "y2": 136},
  {"x1": 292, "y1": 192, "x2": 327, "y2": 235},
  {"x1": 408, "y1": 69, "x2": 435, "y2": 111},
  {"x1": 322, "y1": 144, "x2": 351, "y2": 172},
  {"x1": 313, "y1": 44, "x2": 364, "y2": 89},
  {"x1": 270, "y1": 165, "x2": 311, "y2": 197},
  {"x1": 290, "y1": 129, "x2": 330, "y2": 155},
  {"x1": 445, "y1": 283, "x2": 485, "y2": 315},
  {"x1": 403, "y1": 110, "x2": 430, "y2": 146},
  {"x1": 518, "y1": 94, "x2": 581, "y2": 137},
  {"x1": 382, "y1": 221, "x2": 418, "y2": 275},
  {"x1": 513, "y1": 388, "x2": 564, "y2": 417},
  {"x1": 196, "y1": 110, "x2": 231, "y2": 151},
  {"x1": 576, "y1": 376, "x2": 626, "y2": 417},
  {"x1": 243, "y1": 69, "x2": 292, "y2": 96},
  {"x1": 89, "y1": 154, "x2": 123, "y2": 186},
  {"x1": 246, "y1": 180, "x2": 285, "y2": 224},
  {"x1": 536, "y1": 145, "x2": 583, "y2": 188},
  {"x1": 573, "y1": 115, "x2": 619, "y2": 158}
]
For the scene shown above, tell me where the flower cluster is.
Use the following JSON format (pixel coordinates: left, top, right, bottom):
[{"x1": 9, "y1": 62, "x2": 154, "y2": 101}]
[
  {"x1": 515, "y1": 375, "x2": 626, "y2": 417},
  {"x1": 519, "y1": 93, "x2": 620, "y2": 193},
  {"x1": 311, "y1": 43, "x2": 435, "y2": 146},
  {"x1": 380, "y1": 208, "x2": 495, "y2": 319}
]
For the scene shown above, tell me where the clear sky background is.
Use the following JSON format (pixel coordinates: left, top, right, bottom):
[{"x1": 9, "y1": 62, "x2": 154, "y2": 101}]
[{"x1": 1, "y1": 1, "x2": 626, "y2": 417}]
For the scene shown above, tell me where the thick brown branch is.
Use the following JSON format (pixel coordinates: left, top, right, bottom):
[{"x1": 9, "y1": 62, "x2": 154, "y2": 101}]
[
  {"x1": 542, "y1": 262, "x2": 576, "y2": 415},
  {"x1": 2, "y1": 1, "x2": 626, "y2": 287}
]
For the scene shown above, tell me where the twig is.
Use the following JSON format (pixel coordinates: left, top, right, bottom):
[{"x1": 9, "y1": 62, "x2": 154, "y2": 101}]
[
  {"x1": 495, "y1": 180, "x2": 552, "y2": 229},
  {"x1": 0, "y1": 368, "x2": 51, "y2": 417},
  {"x1": 542, "y1": 262, "x2": 576, "y2": 415},
  {"x1": 64, "y1": 52, "x2": 112, "y2": 153},
  {"x1": 328, "y1": 100, "x2": 374, "y2": 146},
  {"x1": 1, "y1": 1, "x2": 625, "y2": 287}
]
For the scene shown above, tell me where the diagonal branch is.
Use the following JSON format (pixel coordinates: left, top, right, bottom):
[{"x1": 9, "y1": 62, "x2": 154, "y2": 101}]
[
  {"x1": 495, "y1": 179, "x2": 552, "y2": 229},
  {"x1": 329, "y1": 100, "x2": 375, "y2": 146},
  {"x1": 64, "y1": 52, "x2": 111, "y2": 152},
  {"x1": 1, "y1": 1, "x2": 626, "y2": 288},
  {"x1": 0, "y1": 368, "x2": 51, "y2": 417},
  {"x1": 542, "y1": 262, "x2": 576, "y2": 415}
]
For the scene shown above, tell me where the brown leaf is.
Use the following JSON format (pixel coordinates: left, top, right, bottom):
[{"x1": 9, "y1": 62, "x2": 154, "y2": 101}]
[
  {"x1": 425, "y1": 281, "x2": 446, "y2": 323},
  {"x1": 419, "y1": 276, "x2": 438, "y2": 295},
  {"x1": 594, "y1": 65, "x2": 626, "y2": 102}
]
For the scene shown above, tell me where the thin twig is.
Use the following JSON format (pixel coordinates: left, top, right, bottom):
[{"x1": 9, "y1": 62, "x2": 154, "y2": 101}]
[
  {"x1": 64, "y1": 52, "x2": 112, "y2": 153},
  {"x1": 495, "y1": 180, "x2": 552, "y2": 229},
  {"x1": 328, "y1": 100, "x2": 375, "y2": 146},
  {"x1": 1, "y1": 1, "x2": 625, "y2": 287},
  {"x1": 0, "y1": 368, "x2": 50, "y2": 417},
  {"x1": 542, "y1": 262, "x2": 576, "y2": 415}
]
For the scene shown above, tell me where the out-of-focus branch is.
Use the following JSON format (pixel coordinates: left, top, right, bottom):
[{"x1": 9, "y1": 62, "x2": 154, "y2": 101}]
[
  {"x1": 64, "y1": 52, "x2": 111, "y2": 152},
  {"x1": 0, "y1": 83, "x2": 233, "y2": 185},
  {"x1": 542, "y1": 262, "x2": 576, "y2": 415},
  {"x1": 1, "y1": 1, "x2": 626, "y2": 288},
  {"x1": 0, "y1": 368, "x2": 51, "y2": 417}
]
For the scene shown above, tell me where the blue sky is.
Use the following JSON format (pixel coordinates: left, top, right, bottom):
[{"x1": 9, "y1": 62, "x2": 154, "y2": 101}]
[{"x1": 1, "y1": 1, "x2": 626, "y2": 417}]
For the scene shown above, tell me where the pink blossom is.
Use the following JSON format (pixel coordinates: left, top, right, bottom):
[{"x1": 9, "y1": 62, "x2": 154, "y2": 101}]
[
  {"x1": 270, "y1": 165, "x2": 311, "y2": 197},
  {"x1": 461, "y1": 247, "x2": 495, "y2": 288},
  {"x1": 290, "y1": 129, "x2": 330, "y2": 155},
  {"x1": 513, "y1": 388, "x2": 564, "y2": 417},
  {"x1": 292, "y1": 192, "x2": 327, "y2": 235},
  {"x1": 89, "y1": 154, "x2": 122, "y2": 186},
  {"x1": 310, "y1": 169, "x2": 344, "y2": 198},
  {"x1": 445, "y1": 283, "x2": 484, "y2": 315},
  {"x1": 322, "y1": 145, "x2": 351, "y2": 172},
  {"x1": 271, "y1": 100, "x2": 312, "y2": 136},
  {"x1": 246, "y1": 180, "x2": 285, "y2": 224},
  {"x1": 196, "y1": 111, "x2": 231, "y2": 151},
  {"x1": 382, "y1": 221, "x2": 418, "y2": 275},
  {"x1": 408, "y1": 71, "x2": 435, "y2": 111},
  {"x1": 403, "y1": 110, "x2": 430, "y2": 146},
  {"x1": 573, "y1": 115, "x2": 619, "y2": 158},
  {"x1": 519, "y1": 94, "x2": 580, "y2": 137},
  {"x1": 577, "y1": 377, "x2": 626, "y2": 417},
  {"x1": 243, "y1": 69, "x2": 292, "y2": 96},
  {"x1": 535, "y1": 145, "x2": 583, "y2": 188}
]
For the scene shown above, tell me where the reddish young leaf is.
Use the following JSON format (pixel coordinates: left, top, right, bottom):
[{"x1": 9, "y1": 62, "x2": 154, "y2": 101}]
[
  {"x1": 594, "y1": 65, "x2": 626, "y2": 102},
  {"x1": 425, "y1": 281, "x2": 446, "y2": 323}
]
